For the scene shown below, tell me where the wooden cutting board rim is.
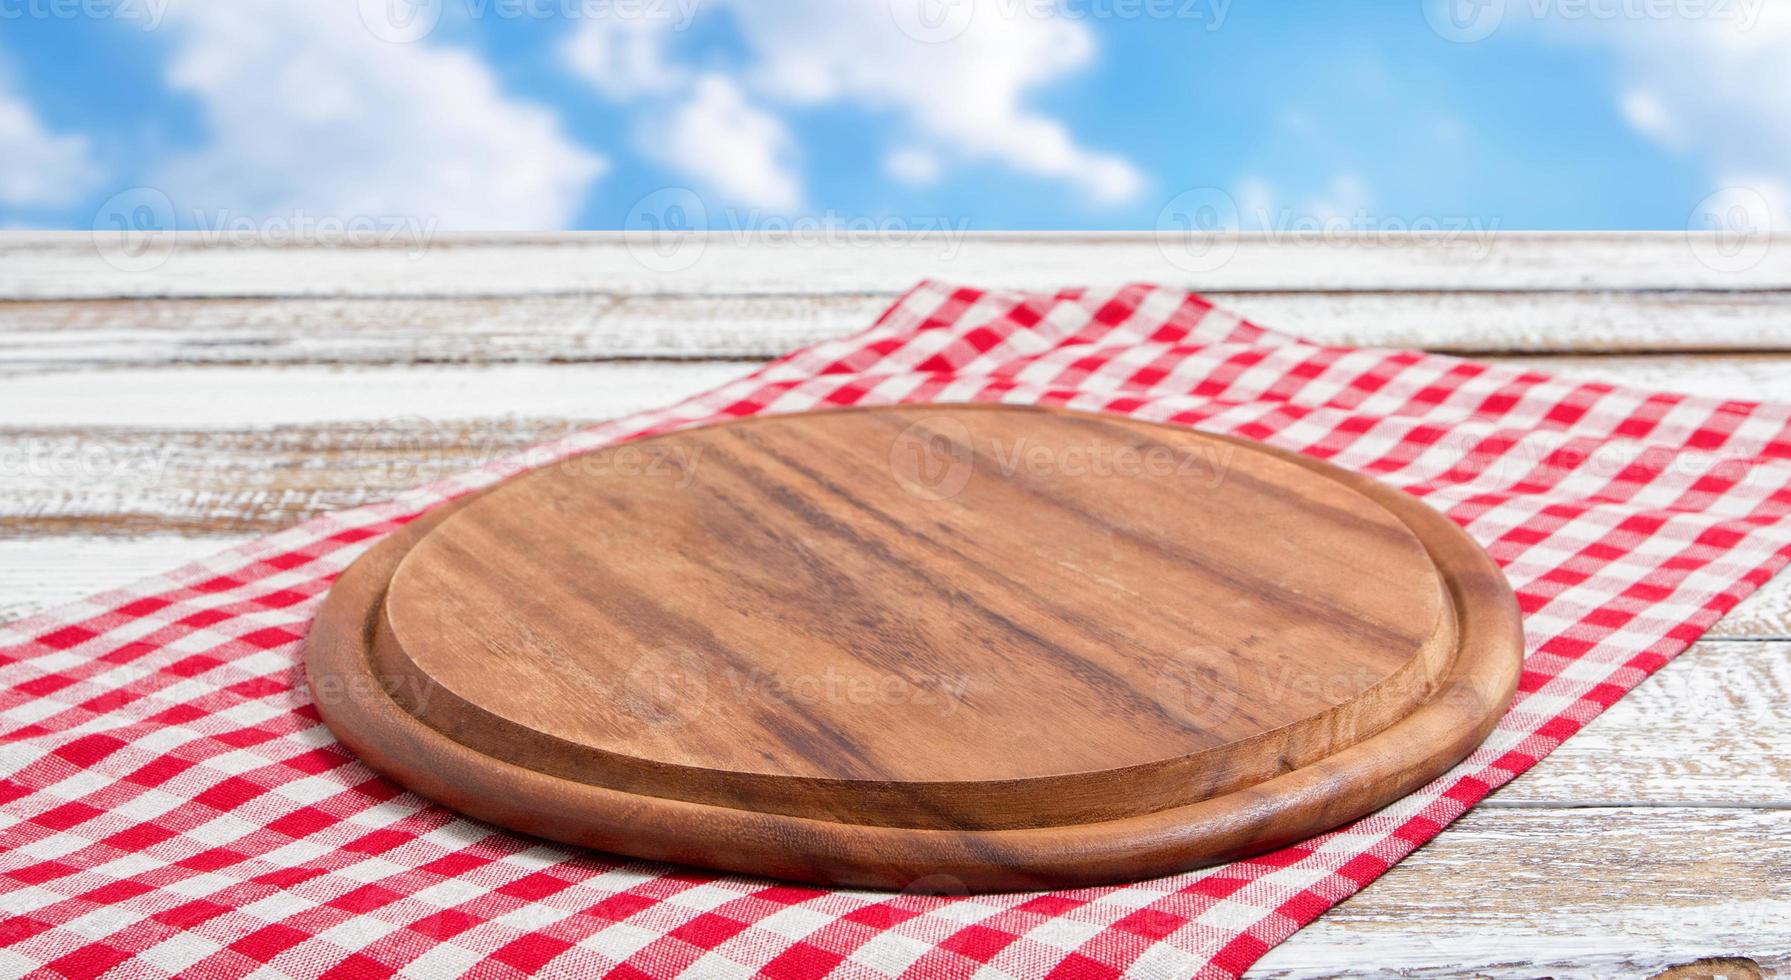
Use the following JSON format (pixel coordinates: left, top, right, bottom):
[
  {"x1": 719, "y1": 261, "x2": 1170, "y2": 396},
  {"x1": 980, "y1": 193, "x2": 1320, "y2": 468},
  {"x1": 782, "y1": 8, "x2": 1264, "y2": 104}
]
[{"x1": 304, "y1": 404, "x2": 1524, "y2": 892}]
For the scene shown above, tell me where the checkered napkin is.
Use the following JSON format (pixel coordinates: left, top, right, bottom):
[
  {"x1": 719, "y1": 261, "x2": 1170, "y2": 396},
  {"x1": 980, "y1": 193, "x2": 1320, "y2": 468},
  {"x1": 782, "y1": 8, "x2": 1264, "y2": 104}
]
[{"x1": 6, "y1": 282, "x2": 1791, "y2": 979}]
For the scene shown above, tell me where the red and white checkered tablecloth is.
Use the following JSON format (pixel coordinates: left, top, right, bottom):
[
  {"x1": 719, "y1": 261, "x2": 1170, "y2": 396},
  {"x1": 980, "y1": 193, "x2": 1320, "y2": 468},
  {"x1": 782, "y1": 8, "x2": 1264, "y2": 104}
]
[{"x1": 5, "y1": 282, "x2": 1791, "y2": 979}]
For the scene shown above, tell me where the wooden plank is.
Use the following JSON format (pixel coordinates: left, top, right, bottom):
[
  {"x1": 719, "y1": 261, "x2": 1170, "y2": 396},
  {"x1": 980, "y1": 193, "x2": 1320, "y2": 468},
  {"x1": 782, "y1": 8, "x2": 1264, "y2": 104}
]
[
  {"x1": 1494, "y1": 351, "x2": 1791, "y2": 400},
  {"x1": 3, "y1": 349, "x2": 1789, "y2": 432},
  {"x1": 1253, "y1": 806, "x2": 1789, "y2": 978},
  {"x1": 9, "y1": 291, "x2": 1791, "y2": 367},
  {"x1": 1484, "y1": 641, "x2": 1791, "y2": 807},
  {"x1": 0, "y1": 361, "x2": 755, "y2": 428},
  {"x1": 4, "y1": 355, "x2": 1790, "y2": 633},
  {"x1": 0, "y1": 534, "x2": 251, "y2": 624},
  {"x1": 0, "y1": 419, "x2": 567, "y2": 536},
  {"x1": 1709, "y1": 576, "x2": 1791, "y2": 640},
  {"x1": 0, "y1": 363, "x2": 751, "y2": 540},
  {"x1": 0, "y1": 294, "x2": 876, "y2": 366},
  {"x1": 7, "y1": 233, "x2": 1791, "y2": 299}
]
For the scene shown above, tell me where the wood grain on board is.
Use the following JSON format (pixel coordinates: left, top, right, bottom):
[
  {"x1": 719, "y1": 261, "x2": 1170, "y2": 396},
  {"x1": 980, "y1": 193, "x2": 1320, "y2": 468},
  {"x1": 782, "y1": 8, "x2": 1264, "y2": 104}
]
[
  {"x1": 306, "y1": 405, "x2": 1522, "y2": 890},
  {"x1": 3, "y1": 234, "x2": 1786, "y2": 969}
]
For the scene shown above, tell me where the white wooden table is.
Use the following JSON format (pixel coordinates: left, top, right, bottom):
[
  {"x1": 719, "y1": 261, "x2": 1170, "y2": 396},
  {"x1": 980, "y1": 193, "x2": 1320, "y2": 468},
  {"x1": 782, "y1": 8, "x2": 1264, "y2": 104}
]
[{"x1": 2, "y1": 233, "x2": 1786, "y2": 978}]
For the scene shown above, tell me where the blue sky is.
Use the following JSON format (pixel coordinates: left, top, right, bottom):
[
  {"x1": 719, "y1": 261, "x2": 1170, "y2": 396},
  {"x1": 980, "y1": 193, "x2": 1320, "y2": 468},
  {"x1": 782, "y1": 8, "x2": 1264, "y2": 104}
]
[{"x1": 0, "y1": 0, "x2": 1782, "y2": 231}]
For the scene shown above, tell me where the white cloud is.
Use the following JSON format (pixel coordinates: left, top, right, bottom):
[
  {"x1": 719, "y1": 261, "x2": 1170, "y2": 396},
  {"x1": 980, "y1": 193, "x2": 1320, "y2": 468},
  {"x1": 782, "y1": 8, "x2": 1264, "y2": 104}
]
[
  {"x1": 1541, "y1": 4, "x2": 1791, "y2": 218},
  {"x1": 1619, "y1": 89, "x2": 1677, "y2": 147},
  {"x1": 732, "y1": 1, "x2": 1143, "y2": 203},
  {"x1": 560, "y1": 0, "x2": 1143, "y2": 206},
  {"x1": 652, "y1": 74, "x2": 801, "y2": 210},
  {"x1": 0, "y1": 83, "x2": 104, "y2": 209},
  {"x1": 562, "y1": 15, "x2": 687, "y2": 98},
  {"x1": 156, "y1": 2, "x2": 605, "y2": 229},
  {"x1": 884, "y1": 147, "x2": 941, "y2": 186}
]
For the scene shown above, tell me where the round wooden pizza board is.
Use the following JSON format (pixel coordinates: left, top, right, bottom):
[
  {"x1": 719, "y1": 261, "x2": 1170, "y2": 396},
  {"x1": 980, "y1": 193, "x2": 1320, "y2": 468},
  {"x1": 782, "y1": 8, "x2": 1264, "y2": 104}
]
[{"x1": 305, "y1": 404, "x2": 1523, "y2": 892}]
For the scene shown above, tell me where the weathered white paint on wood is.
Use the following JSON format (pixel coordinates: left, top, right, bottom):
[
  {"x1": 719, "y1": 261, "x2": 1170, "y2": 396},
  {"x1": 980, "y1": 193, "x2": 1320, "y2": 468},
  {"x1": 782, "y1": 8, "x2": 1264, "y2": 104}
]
[
  {"x1": 1496, "y1": 352, "x2": 1791, "y2": 400},
  {"x1": 1487, "y1": 641, "x2": 1791, "y2": 806},
  {"x1": 0, "y1": 361, "x2": 756, "y2": 427},
  {"x1": 0, "y1": 418, "x2": 576, "y2": 535},
  {"x1": 0, "y1": 295, "x2": 841, "y2": 365},
  {"x1": 0, "y1": 534, "x2": 251, "y2": 624},
  {"x1": 1708, "y1": 575, "x2": 1791, "y2": 639},
  {"x1": 6, "y1": 233, "x2": 1791, "y2": 298},
  {"x1": 9, "y1": 290, "x2": 1791, "y2": 366},
  {"x1": 2, "y1": 354, "x2": 1786, "y2": 431},
  {"x1": 1250, "y1": 806, "x2": 1790, "y2": 979}
]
